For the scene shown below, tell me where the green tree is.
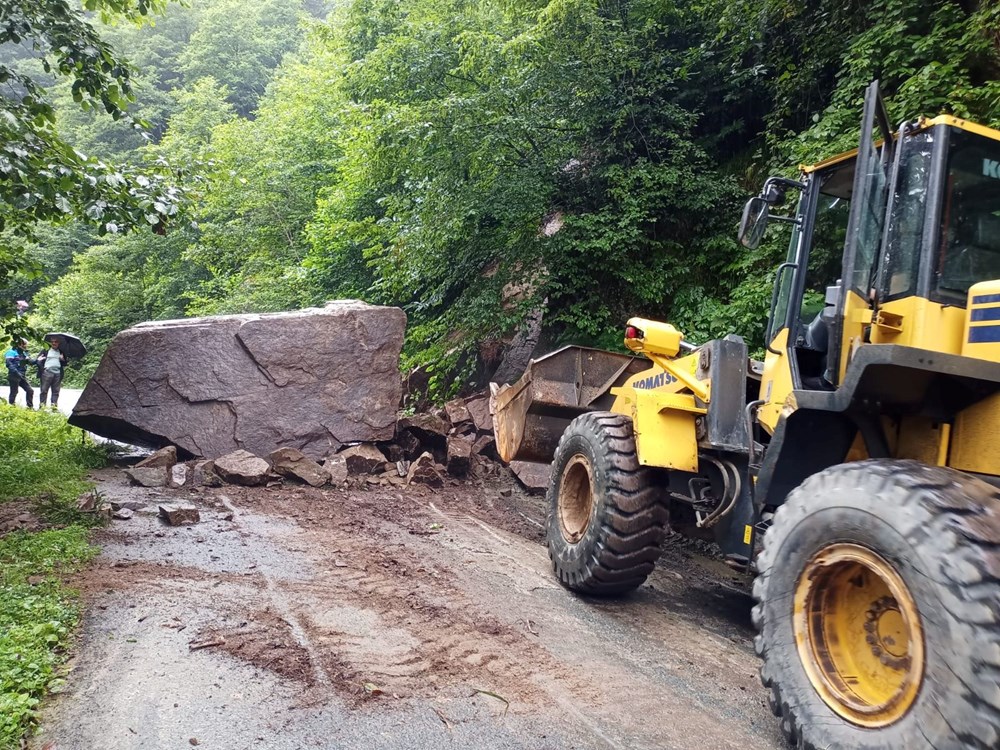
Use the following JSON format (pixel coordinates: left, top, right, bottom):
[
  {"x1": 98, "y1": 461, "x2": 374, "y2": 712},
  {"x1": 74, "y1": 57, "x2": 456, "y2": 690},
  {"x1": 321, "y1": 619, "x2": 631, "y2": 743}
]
[
  {"x1": 304, "y1": 0, "x2": 745, "y2": 393},
  {"x1": 33, "y1": 228, "x2": 200, "y2": 380},
  {"x1": 178, "y1": 0, "x2": 306, "y2": 116},
  {"x1": 185, "y1": 38, "x2": 345, "y2": 314},
  {"x1": 0, "y1": 0, "x2": 192, "y2": 338}
]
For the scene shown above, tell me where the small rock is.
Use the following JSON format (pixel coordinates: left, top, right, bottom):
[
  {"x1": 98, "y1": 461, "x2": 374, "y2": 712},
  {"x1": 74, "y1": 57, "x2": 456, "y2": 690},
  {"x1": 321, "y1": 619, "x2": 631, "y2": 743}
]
[
  {"x1": 158, "y1": 504, "x2": 200, "y2": 526},
  {"x1": 124, "y1": 466, "x2": 169, "y2": 488},
  {"x1": 268, "y1": 447, "x2": 330, "y2": 487},
  {"x1": 446, "y1": 434, "x2": 474, "y2": 477},
  {"x1": 169, "y1": 464, "x2": 188, "y2": 488},
  {"x1": 134, "y1": 445, "x2": 178, "y2": 469},
  {"x1": 472, "y1": 434, "x2": 498, "y2": 459},
  {"x1": 379, "y1": 442, "x2": 404, "y2": 463},
  {"x1": 112, "y1": 507, "x2": 135, "y2": 520},
  {"x1": 509, "y1": 460, "x2": 551, "y2": 493},
  {"x1": 324, "y1": 455, "x2": 349, "y2": 486},
  {"x1": 192, "y1": 460, "x2": 222, "y2": 487},
  {"x1": 443, "y1": 398, "x2": 471, "y2": 426},
  {"x1": 110, "y1": 499, "x2": 146, "y2": 512},
  {"x1": 76, "y1": 491, "x2": 99, "y2": 512},
  {"x1": 339, "y1": 444, "x2": 387, "y2": 475},
  {"x1": 398, "y1": 413, "x2": 449, "y2": 440},
  {"x1": 214, "y1": 450, "x2": 270, "y2": 486},
  {"x1": 465, "y1": 396, "x2": 493, "y2": 432},
  {"x1": 499, "y1": 487, "x2": 513, "y2": 498},
  {"x1": 406, "y1": 451, "x2": 444, "y2": 488},
  {"x1": 394, "y1": 429, "x2": 423, "y2": 459}
]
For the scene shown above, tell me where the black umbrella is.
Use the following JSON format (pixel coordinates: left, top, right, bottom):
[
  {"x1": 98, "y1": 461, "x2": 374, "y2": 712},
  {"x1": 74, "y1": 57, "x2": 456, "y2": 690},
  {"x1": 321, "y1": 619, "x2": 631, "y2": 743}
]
[{"x1": 44, "y1": 332, "x2": 86, "y2": 359}]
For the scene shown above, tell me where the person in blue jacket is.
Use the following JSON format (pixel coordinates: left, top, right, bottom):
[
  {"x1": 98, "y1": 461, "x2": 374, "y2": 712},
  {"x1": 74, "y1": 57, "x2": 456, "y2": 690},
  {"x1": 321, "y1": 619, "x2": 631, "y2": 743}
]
[{"x1": 4, "y1": 338, "x2": 34, "y2": 408}]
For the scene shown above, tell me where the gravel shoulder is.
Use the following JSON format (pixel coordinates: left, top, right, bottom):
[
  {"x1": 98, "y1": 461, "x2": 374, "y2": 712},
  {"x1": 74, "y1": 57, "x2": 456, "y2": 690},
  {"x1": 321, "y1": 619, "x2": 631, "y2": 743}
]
[{"x1": 31, "y1": 468, "x2": 784, "y2": 750}]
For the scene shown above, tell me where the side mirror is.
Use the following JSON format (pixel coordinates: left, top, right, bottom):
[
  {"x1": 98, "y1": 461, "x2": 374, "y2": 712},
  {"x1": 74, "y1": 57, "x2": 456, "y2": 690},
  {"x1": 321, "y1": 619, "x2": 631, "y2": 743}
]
[{"x1": 738, "y1": 196, "x2": 770, "y2": 249}]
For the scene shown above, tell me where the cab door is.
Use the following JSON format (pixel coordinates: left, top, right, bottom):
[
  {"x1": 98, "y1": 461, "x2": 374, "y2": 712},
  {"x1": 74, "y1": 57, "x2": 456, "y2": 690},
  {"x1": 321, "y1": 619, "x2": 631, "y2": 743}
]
[{"x1": 829, "y1": 81, "x2": 895, "y2": 382}]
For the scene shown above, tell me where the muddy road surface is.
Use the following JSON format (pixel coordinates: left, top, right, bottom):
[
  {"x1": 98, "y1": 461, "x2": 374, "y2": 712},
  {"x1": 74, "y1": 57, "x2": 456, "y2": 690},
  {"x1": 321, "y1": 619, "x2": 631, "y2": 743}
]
[{"x1": 32, "y1": 469, "x2": 784, "y2": 750}]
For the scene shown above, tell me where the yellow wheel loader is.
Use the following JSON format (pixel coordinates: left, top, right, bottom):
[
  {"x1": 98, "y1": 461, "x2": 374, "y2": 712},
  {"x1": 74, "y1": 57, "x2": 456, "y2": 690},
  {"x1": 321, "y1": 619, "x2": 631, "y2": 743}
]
[{"x1": 493, "y1": 82, "x2": 1000, "y2": 749}]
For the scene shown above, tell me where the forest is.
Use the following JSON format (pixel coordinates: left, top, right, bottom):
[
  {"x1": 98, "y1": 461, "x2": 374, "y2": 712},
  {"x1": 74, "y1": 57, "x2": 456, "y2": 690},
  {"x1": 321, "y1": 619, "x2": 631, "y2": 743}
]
[{"x1": 3, "y1": 0, "x2": 1000, "y2": 398}]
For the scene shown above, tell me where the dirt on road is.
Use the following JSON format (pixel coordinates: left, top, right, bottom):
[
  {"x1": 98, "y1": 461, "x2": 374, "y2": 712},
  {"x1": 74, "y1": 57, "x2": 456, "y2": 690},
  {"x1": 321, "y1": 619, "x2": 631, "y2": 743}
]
[{"x1": 31, "y1": 467, "x2": 785, "y2": 750}]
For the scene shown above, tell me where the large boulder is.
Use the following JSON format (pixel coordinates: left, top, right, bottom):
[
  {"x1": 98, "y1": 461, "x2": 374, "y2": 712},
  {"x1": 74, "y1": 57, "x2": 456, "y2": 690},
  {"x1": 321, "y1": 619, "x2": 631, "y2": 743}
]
[{"x1": 69, "y1": 301, "x2": 406, "y2": 460}]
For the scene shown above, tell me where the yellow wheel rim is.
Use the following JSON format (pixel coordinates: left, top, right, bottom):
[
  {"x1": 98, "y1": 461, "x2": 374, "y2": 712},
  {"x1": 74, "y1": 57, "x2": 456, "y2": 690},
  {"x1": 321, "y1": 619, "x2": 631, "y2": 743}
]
[
  {"x1": 793, "y1": 543, "x2": 924, "y2": 728},
  {"x1": 558, "y1": 455, "x2": 594, "y2": 544}
]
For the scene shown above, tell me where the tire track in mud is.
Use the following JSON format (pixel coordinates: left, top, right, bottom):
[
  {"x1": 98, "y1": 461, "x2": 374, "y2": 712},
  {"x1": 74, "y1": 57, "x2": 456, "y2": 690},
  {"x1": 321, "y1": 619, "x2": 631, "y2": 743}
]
[
  {"x1": 205, "y1": 483, "x2": 783, "y2": 750},
  {"x1": 281, "y1": 518, "x2": 582, "y2": 707},
  {"x1": 215, "y1": 488, "x2": 586, "y2": 710}
]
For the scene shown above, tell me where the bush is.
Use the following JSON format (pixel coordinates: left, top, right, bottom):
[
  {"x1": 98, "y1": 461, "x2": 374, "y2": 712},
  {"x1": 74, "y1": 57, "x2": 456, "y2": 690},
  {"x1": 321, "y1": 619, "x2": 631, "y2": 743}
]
[
  {"x1": 0, "y1": 527, "x2": 97, "y2": 749},
  {"x1": 0, "y1": 408, "x2": 107, "y2": 505}
]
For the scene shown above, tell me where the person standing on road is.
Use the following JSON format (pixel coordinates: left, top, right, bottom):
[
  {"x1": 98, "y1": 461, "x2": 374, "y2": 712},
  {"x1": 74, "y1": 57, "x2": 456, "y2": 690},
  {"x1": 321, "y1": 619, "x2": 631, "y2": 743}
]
[
  {"x1": 4, "y1": 338, "x2": 34, "y2": 408},
  {"x1": 36, "y1": 337, "x2": 66, "y2": 410}
]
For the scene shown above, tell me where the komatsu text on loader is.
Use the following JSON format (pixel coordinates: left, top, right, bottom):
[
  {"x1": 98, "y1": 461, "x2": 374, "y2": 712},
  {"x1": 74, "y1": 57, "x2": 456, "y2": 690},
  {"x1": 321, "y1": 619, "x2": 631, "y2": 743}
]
[{"x1": 493, "y1": 83, "x2": 1000, "y2": 749}]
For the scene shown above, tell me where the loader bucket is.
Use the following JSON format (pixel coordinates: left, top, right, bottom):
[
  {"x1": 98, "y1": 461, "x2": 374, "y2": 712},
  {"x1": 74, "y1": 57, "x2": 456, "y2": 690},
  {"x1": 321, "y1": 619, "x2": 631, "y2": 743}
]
[{"x1": 492, "y1": 345, "x2": 647, "y2": 464}]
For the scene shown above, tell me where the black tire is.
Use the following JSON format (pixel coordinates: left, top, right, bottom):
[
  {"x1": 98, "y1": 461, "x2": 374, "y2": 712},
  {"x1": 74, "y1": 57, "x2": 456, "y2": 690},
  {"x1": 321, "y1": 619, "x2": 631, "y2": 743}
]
[
  {"x1": 545, "y1": 411, "x2": 667, "y2": 595},
  {"x1": 754, "y1": 459, "x2": 1000, "y2": 750}
]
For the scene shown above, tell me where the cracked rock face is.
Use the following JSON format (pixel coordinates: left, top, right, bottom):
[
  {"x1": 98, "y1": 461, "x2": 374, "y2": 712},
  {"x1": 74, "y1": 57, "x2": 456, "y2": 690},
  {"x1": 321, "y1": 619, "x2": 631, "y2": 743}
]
[{"x1": 69, "y1": 301, "x2": 406, "y2": 459}]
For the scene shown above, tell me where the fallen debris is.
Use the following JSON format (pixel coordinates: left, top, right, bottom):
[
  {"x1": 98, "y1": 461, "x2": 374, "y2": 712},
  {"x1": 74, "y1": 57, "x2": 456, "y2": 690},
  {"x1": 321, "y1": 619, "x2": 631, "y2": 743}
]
[
  {"x1": 473, "y1": 688, "x2": 510, "y2": 716},
  {"x1": 158, "y1": 504, "x2": 201, "y2": 526},
  {"x1": 268, "y1": 447, "x2": 330, "y2": 487},
  {"x1": 112, "y1": 507, "x2": 134, "y2": 521},
  {"x1": 192, "y1": 460, "x2": 221, "y2": 487},
  {"x1": 324, "y1": 455, "x2": 349, "y2": 486},
  {"x1": 76, "y1": 491, "x2": 100, "y2": 512},
  {"x1": 124, "y1": 466, "x2": 169, "y2": 488},
  {"x1": 508, "y1": 461, "x2": 550, "y2": 493},
  {"x1": 465, "y1": 396, "x2": 493, "y2": 432},
  {"x1": 339, "y1": 444, "x2": 387, "y2": 475},
  {"x1": 214, "y1": 450, "x2": 270, "y2": 487},
  {"x1": 443, "y1": 398, "x2": 471, "y2": 425},
  {"x1": 446, "y1": 434, "x2": 474, "y2": 477},
  {"x1": 188, "y1": 637, "x2": 225, "y2": 651},
  {"x1": 110, "y1": 499, "x2": 146, "y2": 512},
  {"x1": 472, "y1": 434, "x2": 497, "y2": 458},
  {"x1": 134, "y1": 446, "x2": 177, "y2": 469},
  {"x1": 169, "y1": 464, "x2": 188, "y2": 488},
  {"x1": 363, "y1": 682, "x2": 384, "y2": 697},
  {"x1": 432, "y1": 706, "x2": 454, "y2": 731},
  {"x1": 406, "y1": 452, "x2": 444, "y2": 488}
]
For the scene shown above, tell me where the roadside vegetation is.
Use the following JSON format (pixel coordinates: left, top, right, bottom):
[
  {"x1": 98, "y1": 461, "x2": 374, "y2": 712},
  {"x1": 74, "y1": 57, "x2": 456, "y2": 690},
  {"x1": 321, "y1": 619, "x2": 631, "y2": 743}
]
[
  {"x1": 0, "y1": 408, "x2": 107, "y2": 749},
  {"x1": 4, "y1": 0, "x2": 999, "y2": 397}
]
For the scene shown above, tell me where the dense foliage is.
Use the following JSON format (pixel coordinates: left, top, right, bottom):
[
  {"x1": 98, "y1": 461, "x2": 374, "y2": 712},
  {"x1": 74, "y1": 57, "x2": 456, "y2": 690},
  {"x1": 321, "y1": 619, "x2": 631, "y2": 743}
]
[
  {"x1": 5, "y1": 0, "x2": 1000, "y2": 395},
  {"x1": 0, "y1": 0, "x2": 202, "y2": 343}
]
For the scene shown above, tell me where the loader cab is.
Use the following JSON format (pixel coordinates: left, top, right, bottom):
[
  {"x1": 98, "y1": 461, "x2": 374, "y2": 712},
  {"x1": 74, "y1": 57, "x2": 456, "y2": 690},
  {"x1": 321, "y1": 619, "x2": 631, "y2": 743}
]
[{"x1": 742, "y1": 81, "x2": 1000, "y2": 433}]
